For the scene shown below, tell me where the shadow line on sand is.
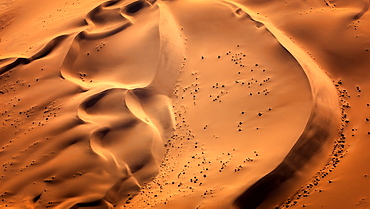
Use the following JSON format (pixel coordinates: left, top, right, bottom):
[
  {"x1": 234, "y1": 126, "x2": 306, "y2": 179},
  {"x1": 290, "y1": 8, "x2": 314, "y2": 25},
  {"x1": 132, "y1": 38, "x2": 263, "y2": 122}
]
[{"x1": 220, "y1": 2, "x2": 341, "y2": 208}]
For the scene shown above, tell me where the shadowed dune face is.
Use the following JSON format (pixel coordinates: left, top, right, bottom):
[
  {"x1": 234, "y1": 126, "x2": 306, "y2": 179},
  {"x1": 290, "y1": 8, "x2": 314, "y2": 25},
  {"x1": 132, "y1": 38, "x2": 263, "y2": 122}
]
[
  {"x1": 0, "y1": 0, "x2": 184, "y2": 208},
  {"x1": 0, "y1": 0, "x2": 344, "y2": 208},
  {"x1": 61, "y1": 0, "x2": 161, "y2": 88},
  {"x1": 122, "y1": 1, "x2": 339, "y2": 208}
]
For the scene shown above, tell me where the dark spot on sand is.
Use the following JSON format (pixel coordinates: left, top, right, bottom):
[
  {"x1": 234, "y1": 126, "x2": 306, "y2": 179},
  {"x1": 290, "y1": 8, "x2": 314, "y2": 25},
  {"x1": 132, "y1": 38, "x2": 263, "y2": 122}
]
[{"x1": 126, "y1": 1, "x2": 144, "y2": 14}]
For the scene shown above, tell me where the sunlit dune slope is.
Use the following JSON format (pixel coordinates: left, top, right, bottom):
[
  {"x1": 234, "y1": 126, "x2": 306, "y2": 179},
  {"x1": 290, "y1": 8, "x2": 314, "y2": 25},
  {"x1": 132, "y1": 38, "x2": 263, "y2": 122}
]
[
  {"x1": 240, "y1": 0, "x2": 370, "y2": 208},
  {"x1": 0, "y1": 0, "x2": 184, "y2": 208},
  {"x1": 126, "y1": 1, "x2": 339, "y2": 208},
  {"x1": 1, "y1": 0, "x2": 369, "y2": 208}
]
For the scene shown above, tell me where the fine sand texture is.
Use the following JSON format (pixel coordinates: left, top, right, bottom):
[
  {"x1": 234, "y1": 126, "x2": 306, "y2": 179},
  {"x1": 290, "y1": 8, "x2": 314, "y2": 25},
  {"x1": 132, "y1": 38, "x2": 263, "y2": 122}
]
[{"x1": 0, "y1": 0, "x2": 369, "y2": 208}]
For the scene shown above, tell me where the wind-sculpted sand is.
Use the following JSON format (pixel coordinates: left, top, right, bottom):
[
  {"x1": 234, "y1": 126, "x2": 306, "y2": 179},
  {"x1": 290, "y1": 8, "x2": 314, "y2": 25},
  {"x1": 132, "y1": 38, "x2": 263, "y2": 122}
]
[
  {"x1": 0, "y1": 0, "x2": 369, "y2": 208},
  {"x1": 0, "y1": 1, "x2": 184, "y2": 208}
]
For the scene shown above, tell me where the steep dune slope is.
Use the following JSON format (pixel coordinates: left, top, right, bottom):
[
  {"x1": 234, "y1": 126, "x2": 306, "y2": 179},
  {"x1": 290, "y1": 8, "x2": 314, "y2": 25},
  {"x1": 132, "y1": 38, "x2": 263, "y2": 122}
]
[
  {"x1": 240, "y1": 0, "x2": 370, "y2": 208},
  {"x1": 0, "y1": 0, "x2": 184, "y2": 208},
  {"x1": 1, "y1": 0, "x2": 367, "y2": 208},
  {"x1": 126, "y1": 1, "x2": 340, "y2": 208}
]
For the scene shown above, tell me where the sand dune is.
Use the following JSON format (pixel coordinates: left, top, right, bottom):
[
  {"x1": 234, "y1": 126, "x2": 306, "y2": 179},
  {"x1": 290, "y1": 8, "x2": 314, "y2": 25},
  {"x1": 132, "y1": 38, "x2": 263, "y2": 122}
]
[
  {"x1": 0, "y1": 0, "x2": 183, "y2": 208},
  {"x1": 0, "y1": 0, "x2": 369, "y2": 208}
]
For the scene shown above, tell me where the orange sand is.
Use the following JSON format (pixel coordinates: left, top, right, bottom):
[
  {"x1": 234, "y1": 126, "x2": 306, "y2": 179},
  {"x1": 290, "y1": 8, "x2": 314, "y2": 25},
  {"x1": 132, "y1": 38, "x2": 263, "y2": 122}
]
[{"x1": 0, "y1": 0, "x2": 369, "y2": 208}]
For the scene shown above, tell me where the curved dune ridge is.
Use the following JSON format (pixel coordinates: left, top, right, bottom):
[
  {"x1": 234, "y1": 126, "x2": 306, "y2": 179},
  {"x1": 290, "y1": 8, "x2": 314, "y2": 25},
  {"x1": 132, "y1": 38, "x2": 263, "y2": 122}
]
[
  {"x1": 2, "y1": 0, "x2": 368, "y2": 208},
  {"x1": 0, "y1": 0, "x2": 184, "y2": 208},
  {"x1": 124, "y1": 1, "x2": 339, "y2": 208}
]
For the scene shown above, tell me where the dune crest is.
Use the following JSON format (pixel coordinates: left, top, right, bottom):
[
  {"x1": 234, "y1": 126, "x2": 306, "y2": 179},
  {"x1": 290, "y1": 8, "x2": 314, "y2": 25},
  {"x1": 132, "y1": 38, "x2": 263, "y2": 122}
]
[
  {"x1": 124, "y1": 1, "x2": 339, "y2": 208},
  {"x1": 2, "y1": 0, "x2": 369, "y2": 208},
  {"x1": 0, "y1": 0, "x2": 184, "y2": 208}
]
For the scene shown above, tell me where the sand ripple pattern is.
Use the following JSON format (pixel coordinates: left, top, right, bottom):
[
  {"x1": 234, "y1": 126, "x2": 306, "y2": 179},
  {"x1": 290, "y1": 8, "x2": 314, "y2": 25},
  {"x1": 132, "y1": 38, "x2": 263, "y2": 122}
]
[{"x1": 0, "y1": 0, "x2": 184, "y2": 208}]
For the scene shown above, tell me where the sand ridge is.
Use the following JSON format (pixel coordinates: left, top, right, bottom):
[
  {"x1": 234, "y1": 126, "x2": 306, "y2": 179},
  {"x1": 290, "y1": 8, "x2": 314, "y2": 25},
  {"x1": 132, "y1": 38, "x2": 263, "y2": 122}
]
[
  {"x1": 126, "y1": 1, "x2": 339, "y2": 208},
  {"x1": 0, "y1": 0, "x2": 184, "y2": 208},
  {"x1": 0, "y1": 0, "x2": 369, "y2": 208}
]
